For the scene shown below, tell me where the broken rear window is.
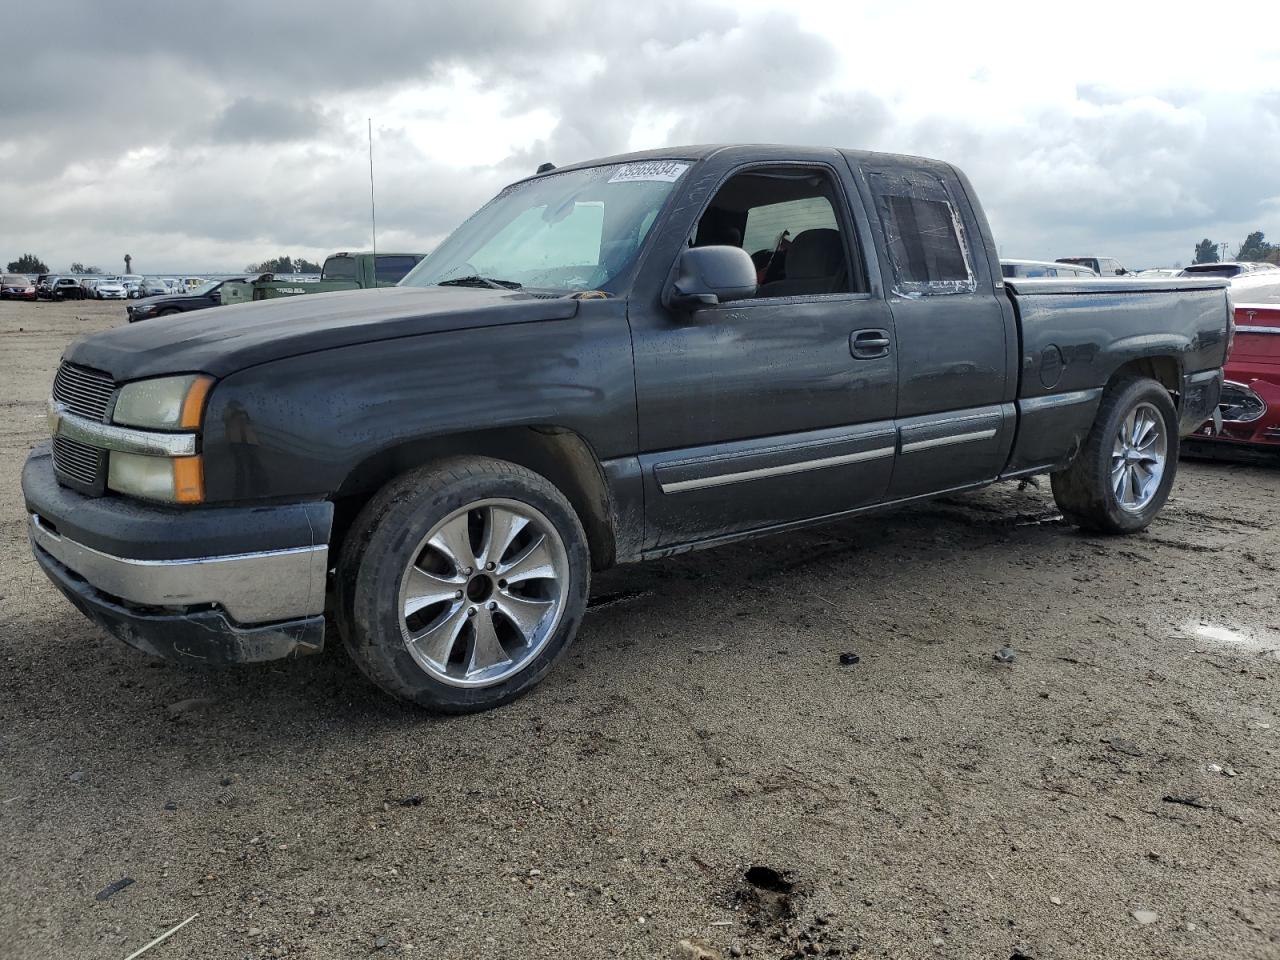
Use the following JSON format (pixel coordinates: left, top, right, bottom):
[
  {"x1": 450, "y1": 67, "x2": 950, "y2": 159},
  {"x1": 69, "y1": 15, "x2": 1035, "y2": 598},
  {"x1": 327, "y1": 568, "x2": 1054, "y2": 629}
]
[{"x1": 867, "y1": 171, "x2": 975, "y2": 297}]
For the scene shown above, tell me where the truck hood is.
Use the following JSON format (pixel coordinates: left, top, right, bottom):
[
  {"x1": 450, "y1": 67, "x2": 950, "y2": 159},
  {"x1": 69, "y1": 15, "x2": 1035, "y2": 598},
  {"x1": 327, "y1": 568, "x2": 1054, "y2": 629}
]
[{"x1": 65, "y1": 286, "x2": 581, "y2": 381}]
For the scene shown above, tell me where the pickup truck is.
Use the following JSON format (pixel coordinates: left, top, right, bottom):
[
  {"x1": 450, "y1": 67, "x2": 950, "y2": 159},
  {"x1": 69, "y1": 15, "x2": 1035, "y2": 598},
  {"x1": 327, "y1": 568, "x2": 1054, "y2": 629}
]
[
  {"x1": 219, "y1": 251, "x2": 425, "y2": 305},
  {"x1": 23, "y1": 144, "x2": 1231, "y2": 713}
]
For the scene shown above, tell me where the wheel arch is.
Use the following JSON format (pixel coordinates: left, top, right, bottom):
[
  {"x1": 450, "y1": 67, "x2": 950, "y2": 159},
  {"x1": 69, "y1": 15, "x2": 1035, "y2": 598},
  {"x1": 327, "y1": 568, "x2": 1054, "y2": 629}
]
[
  {"x1": 1105, "y1": 354, "x2": 1182, "y2": 405},
  {"x1": 332, "y1": 425, "x2": 617, "y2": 570}
]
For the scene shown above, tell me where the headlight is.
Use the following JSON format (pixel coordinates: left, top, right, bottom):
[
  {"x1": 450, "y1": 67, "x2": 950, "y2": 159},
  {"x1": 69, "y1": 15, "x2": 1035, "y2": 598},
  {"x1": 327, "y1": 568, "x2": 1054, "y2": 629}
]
[
  {"x1": 107, "y1": 374, "x2": 213, "y2": 503},
  {"x1": 113, "y1": 374, "x2": 213, "y2": 429},
  {"x1": 108, "y1": 452, "x2": 204, "y2": 503}
]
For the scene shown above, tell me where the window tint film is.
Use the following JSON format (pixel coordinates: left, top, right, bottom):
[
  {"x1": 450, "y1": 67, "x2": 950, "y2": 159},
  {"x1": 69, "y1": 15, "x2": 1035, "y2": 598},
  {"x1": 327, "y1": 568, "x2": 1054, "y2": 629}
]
[{"x1": 868, "y1": 171, "x2": 975, "y2": 296}]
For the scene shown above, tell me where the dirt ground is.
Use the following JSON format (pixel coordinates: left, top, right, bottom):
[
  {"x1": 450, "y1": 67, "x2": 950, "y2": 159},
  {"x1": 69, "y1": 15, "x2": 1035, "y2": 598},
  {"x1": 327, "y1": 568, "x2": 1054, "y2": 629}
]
[{"x1": 1, "y1": 298, "x2": 1277, "y2": 960}]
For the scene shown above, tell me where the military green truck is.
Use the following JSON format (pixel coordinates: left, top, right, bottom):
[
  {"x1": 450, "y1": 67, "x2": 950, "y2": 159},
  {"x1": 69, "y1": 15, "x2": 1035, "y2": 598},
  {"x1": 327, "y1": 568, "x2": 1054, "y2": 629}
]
[{"x1": 221, "y1": 251, "x2": 426, "y2": 305}]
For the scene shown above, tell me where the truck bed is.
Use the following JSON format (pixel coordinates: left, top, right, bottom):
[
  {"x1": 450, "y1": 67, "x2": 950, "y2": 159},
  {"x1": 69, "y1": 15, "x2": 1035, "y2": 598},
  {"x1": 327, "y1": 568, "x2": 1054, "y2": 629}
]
[{"x1": 1002, "y1": 275, "x2": 1230, "y2": 476}]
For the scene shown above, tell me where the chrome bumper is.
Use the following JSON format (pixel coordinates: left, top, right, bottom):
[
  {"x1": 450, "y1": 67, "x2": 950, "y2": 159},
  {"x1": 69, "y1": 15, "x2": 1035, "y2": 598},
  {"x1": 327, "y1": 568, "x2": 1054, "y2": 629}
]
[{"x1": 28, "y1": 513, "x2": 327, "y2": 624}]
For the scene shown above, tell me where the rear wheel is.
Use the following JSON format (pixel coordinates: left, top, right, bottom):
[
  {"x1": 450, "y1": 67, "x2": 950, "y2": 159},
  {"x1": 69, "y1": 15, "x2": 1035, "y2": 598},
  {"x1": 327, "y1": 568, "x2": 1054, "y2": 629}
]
[
  {"x1": 1051, "y1": 377, "x2": 1179, "y2": 533},
  {"x1": 336, "y1": 457, "x2": 590, "y2": 712}
]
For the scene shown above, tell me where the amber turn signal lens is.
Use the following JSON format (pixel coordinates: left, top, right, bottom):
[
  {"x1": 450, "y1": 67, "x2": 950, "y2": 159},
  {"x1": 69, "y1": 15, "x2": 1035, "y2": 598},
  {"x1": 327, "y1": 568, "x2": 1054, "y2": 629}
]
[
  {"x1": 173, "y1": 456, "x2": 205, "y2": 504},
  {"x1": 180, "y1": 376, "x2": 215, "y2": 430}
]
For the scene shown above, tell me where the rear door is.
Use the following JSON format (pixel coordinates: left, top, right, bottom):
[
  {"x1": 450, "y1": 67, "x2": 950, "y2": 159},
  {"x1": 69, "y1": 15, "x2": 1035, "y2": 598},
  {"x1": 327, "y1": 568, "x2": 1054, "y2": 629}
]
[{"x1": 855, "y1": 161, "x2": 1017, "y2": 498}]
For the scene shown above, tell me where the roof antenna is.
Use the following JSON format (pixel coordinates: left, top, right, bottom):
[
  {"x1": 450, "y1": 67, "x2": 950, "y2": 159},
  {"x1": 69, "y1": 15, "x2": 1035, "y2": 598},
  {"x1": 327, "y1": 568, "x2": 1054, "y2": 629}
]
[
  {"x1": 536, "y1": 162, "x2": 556, "y2": 174},
  {"x1": 368, "y1": 118, "x2": 378, "y2": 261}
]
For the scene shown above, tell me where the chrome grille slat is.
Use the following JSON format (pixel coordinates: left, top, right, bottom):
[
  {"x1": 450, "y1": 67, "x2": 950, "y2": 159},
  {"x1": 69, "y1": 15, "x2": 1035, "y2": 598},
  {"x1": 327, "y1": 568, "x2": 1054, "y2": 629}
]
[
  {"x1": 52, "y1": 363, "x2": 115, "y2": 422},
  {"x1": 51, "y1": 363, "x2": 115, "y2": 488},
  {"x1": 52, "y1": 437, "x2": 102, "y2": 485}
]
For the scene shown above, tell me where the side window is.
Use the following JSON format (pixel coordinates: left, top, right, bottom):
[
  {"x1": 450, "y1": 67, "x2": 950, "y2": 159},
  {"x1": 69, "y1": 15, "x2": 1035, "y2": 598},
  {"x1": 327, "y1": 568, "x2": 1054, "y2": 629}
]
[
  {"x1": 694, "y1": 166, "x2": 865, "y2": 298},
  {"x1": 375, "y1": 255, "x2": 422, "y2": 284},
  {"x1": 866, "y1": 171, "x2": 976, "y2": 296}
]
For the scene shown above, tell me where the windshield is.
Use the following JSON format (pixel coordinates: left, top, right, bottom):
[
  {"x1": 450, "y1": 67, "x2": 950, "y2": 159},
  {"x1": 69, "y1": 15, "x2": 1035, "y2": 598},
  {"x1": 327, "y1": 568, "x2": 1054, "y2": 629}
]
[
  {"x1": 190, "y1": 280, "x2": 220, "y2": 295},
  {"x1": 401, "y1": 160, "x2": 690, "y2": 293}
]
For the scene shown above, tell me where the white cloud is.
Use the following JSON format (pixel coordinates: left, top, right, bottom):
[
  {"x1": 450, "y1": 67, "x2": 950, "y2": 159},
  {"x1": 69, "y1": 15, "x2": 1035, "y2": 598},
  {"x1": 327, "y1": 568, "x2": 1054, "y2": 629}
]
[{"x1": 2, "y1": 0, "x2": 1279, "y2": 271}]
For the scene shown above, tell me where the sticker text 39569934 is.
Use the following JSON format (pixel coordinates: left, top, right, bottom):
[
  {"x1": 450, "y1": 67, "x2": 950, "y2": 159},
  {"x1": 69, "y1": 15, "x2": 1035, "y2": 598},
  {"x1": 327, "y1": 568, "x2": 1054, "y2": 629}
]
[{"x1": 607, "y1": 161, "x2": 690, "y2": 184}]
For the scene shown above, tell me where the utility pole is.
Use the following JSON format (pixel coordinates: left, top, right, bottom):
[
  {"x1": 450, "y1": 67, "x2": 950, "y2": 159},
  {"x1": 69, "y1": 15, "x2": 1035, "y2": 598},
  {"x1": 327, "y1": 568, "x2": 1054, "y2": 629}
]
[{"x1": 368, "y1": 119, "x2": 377, "y2": 261}]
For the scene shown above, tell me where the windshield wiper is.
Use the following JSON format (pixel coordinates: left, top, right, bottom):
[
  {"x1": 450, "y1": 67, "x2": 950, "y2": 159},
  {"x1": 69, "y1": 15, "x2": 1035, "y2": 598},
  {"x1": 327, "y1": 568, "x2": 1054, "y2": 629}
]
[{"x1": 436, "y1": 275, "x2": 522, "y2": 290}]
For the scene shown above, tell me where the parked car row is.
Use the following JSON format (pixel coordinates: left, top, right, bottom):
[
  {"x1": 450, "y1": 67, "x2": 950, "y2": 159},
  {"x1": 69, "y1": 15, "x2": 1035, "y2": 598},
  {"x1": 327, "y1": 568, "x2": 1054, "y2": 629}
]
[{"x1": 1, "y1": 274, "x2": 209, "y2": 302}]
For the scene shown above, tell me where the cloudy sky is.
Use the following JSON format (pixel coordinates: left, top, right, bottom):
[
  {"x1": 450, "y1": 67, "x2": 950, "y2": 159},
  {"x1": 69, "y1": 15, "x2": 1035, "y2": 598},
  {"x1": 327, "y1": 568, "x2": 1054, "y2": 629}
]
[{"x1": 4, "y1": 0, "x2": 1280, "y2": 273}]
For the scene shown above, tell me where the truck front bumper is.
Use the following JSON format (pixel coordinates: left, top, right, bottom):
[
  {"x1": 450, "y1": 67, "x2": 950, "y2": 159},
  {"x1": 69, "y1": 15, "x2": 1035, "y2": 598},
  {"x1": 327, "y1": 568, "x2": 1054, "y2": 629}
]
[{"x1": 22, "y1": 445, "x2": 333, "y2": 664}]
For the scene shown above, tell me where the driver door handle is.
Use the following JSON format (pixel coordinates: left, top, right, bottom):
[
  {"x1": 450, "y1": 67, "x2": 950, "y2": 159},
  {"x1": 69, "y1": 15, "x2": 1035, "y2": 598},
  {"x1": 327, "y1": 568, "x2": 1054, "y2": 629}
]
[{"x1": 851, "y1": 328, "x2": 891, "y2": 359}]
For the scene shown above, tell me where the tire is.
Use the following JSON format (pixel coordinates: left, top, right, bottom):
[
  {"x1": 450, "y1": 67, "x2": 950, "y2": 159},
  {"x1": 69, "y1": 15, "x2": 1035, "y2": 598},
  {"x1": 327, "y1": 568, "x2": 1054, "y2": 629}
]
[
  {"x1": 335, "y1": 456, "x2": 591, "y2": 712},
  {"x1": 157, "y1": 308, "x2": 180, "y2": 316},
  {"x1": 1050, "y1": 377, "x2": 1179, "y2": 534}
]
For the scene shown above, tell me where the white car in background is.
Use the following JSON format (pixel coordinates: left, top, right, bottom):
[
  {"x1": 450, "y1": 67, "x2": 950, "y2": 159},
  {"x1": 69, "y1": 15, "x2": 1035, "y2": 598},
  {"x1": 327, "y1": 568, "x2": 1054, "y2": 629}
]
[
  {"x1": 1001, "y1": 258, "x2": 1099, "y2": 279},
  {"x1": 1179, "y1": 261, "x2": 1280, "y2": 301},
  {"x1": 1135, "y1": 268, "x2": 1182, "y2": 278},
  {"x1": 95, "y1": 279, "x2": 127, "y2": 300}
]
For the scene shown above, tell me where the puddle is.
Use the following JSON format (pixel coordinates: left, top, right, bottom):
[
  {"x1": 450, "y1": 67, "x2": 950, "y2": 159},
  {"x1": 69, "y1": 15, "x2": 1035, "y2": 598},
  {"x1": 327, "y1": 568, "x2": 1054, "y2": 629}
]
[{"x1": 1179, "y1": 619, "x2": 1280, "y2": 659}]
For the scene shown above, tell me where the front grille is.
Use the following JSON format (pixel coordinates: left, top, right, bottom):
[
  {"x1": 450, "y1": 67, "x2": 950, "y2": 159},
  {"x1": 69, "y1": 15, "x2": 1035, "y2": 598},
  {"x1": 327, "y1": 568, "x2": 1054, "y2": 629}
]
[
  {"x1": 51, "y1": 362, "x2": 114, "y2": 491},
  {"x1": 52, "y1": 362, "x2": 116, "y2": 421},
  {"x1": 52, "y1": 436, "x2": 103, "y2": 486}
]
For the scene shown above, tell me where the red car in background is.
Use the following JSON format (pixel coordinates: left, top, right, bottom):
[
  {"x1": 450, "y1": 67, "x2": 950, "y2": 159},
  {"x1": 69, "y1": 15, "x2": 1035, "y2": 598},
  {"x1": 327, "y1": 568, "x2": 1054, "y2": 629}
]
[
  {"x1": 1, "y1": 274, "x2": 37, "y2": 301},
  {"x1": 1192, "y1": 301, "x2": 1280, "y2": 453}
]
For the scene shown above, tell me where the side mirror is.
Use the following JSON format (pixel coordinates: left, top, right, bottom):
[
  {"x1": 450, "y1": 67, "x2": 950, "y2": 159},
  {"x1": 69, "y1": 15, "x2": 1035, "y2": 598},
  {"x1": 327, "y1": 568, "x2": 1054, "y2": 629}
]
[{"x1": 667, "y1": 245, "x2": 757, "y2": 311}]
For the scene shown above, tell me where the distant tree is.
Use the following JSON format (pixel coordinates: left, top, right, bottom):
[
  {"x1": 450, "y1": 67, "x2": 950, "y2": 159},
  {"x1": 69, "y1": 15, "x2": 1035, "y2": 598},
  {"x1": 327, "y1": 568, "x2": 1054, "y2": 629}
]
[
  {"x1": 1193, "y1": 239, "x2": 1219, "y2": 265},
  {"x1": 1235, "y1": 231, "x2": 1274, "y2": 262},
  {"x1": 247, "y1": 255, "x2": 325, "y2": 274},
  {"x1": 68, "y1": 262, "x2": 101, "y2": 274},
  {"x1": 6, "y1": 253, "x2": 48, "y2": 273}
]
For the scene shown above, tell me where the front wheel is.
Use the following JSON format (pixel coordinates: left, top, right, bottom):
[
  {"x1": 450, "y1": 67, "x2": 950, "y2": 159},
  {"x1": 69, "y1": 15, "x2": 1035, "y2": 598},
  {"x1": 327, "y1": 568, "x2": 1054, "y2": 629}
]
[
  {"x1": 336, "y1": 457, "x2": 590, "y2": 712},
  {"x1": 1051, "y1": 377, "x2": 1179, "y2": 533}
]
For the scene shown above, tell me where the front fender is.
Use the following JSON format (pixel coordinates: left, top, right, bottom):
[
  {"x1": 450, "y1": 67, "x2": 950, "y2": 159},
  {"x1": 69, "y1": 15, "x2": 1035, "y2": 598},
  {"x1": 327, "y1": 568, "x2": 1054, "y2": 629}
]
[{"x1": 200, "y1": 301, "x2": 636, "y2": 504}]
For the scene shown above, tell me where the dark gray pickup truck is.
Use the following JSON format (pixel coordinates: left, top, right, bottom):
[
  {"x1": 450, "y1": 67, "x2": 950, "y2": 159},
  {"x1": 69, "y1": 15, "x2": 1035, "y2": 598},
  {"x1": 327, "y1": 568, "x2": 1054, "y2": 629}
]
[{"x1": 23, "y1": 144, "x2": 1231, "y2": 712}]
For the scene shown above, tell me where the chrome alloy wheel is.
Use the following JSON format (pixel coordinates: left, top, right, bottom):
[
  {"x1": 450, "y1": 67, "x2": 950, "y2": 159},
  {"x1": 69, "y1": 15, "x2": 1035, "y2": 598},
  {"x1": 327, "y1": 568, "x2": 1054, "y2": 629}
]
[
  {"x1": 1111, "y1": 400, "x2": 1168, "y2": 513},
  {"x1": 397, "y1": 498, "x2": 570, "y2": 687}
]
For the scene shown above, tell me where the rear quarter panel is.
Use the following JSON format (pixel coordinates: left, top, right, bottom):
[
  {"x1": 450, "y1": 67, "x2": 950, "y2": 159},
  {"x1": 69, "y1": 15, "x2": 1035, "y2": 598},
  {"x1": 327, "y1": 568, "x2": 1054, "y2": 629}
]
[{"x1": 1004, "y1": 279, "x2": 1230, "y2": 473}]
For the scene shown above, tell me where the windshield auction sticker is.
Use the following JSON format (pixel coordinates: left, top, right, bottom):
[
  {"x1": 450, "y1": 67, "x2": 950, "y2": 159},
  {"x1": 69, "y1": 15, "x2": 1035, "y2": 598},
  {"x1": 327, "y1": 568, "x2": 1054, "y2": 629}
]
[{"x1": 608, "y1": 161, "x2": 690, "y2": 183}]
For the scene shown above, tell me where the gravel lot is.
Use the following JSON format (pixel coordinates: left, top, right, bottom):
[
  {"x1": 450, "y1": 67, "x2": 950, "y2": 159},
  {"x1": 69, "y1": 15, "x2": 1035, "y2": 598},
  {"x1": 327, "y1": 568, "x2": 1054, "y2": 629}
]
[{"x1": 1, "y1": 298, "x2": 1277, "y2": 960}]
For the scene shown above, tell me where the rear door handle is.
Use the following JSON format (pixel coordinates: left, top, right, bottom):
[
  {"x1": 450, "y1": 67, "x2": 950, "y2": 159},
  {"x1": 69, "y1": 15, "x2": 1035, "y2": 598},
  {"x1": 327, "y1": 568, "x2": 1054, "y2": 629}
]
[{"x1": 851, "y1": 328, "x2": 891, "y2": 359}]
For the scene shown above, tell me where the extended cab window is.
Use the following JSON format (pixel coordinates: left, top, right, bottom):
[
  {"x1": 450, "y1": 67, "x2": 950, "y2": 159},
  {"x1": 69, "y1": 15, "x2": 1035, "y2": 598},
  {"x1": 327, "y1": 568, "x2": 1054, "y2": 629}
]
[
  {"x1": 867, "y1": 171, "x2": 975, "y2": 296},
  {"x1": 693, "y1": 167, "x2": 864, "y2": 297}
]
